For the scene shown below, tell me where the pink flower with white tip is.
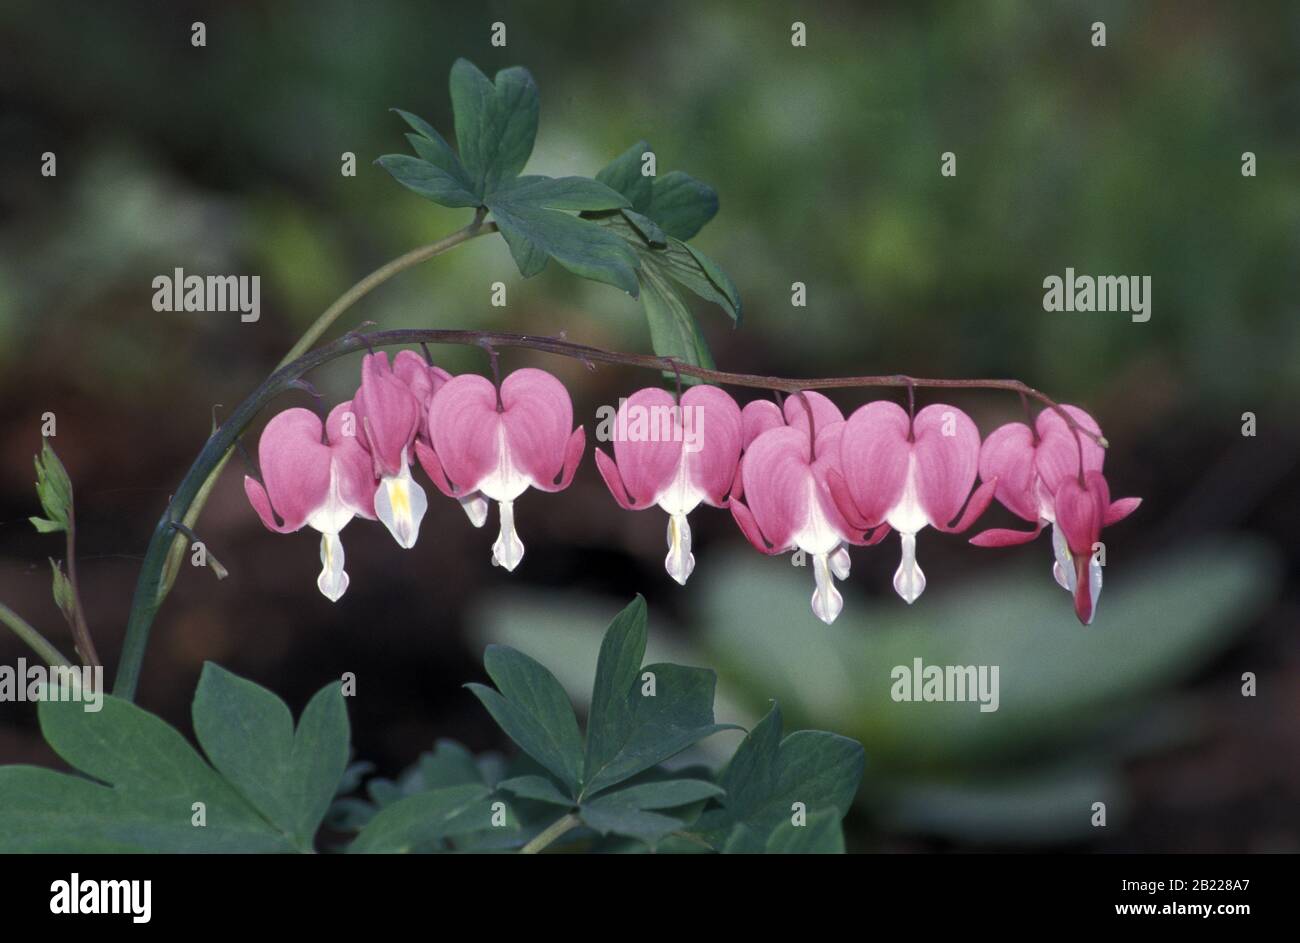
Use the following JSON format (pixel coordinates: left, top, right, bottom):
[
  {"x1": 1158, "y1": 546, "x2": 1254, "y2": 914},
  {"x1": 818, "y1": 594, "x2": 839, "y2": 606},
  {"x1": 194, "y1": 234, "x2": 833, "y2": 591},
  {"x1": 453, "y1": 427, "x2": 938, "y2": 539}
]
[
  {"x1": 833, "y1": 402, "x2": 996, "y2": 604},
  {"x1": 419, "y1": 367, "x2": 585, "y2": 571},
  {"x1": 1053, "y1": 471, "x2": 1140, "y2": 624},
  {"x1": 729, "y1": 394, "x2": 866, "y2": 624},
  {"x1": 595, "y1": 385, "x2": 742, "y2": 585},
  {"x1": 972, "y1": 405, "x2": 1140, "y2": 623},
  {"x1": 243, "y1": 404, "x2": 377, "y2": 601},
  {"x1": 351, "y1": 352, "x2": 427, "y2": 549},
  {"x1": 394, "y1": 350, "x2": 491, "y2": 530}
]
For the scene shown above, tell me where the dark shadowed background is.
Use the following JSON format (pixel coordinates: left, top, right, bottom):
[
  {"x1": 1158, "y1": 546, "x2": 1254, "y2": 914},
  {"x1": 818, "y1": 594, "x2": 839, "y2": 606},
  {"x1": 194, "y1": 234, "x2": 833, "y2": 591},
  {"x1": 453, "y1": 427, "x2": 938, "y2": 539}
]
[{"x1": 1, "y1": 0, "x2": 1297, "y2": 851}]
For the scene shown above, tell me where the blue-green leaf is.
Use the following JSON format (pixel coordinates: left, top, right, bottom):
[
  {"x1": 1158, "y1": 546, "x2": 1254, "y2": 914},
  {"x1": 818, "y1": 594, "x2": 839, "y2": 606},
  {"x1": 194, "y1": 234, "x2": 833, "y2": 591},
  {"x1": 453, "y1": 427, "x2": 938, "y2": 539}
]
[
  {"x1": 695, "y1": 702, "x2": 863, "y2": 852},
  {"x1": 347, "y1": 784, "x2": 491, "y2": 853},
  {"x1": 765, "y1": 810, "x2": 846, "y2": 853},
  {"x1": 0, "y1": 697, "x2": 295, "y2": 852},
  {"x1": 579, "y1": 800, "x2": 684, "y2": 845},
  {"x1": 487, "y1": 192, "x2": 640, "y2": 294},
  {"x1": 593, "y1": 778, "x2": 723, "y2": 810},
  {"x1": 192, "y1": 663, "x2": 349, "y2": 851},
  {"x1": 498, "y1": 774, "x2": 575, "y2": 807},
  {"x1": 645, "y1": 171, "x2": 719, "y2": 241},
  {"x1": 449, "y1": 59, "x2": 538, "y2": 195},
  {"x1": 467, "y1": 645, "x2": 584, "y2": 793},
  {"x1": 595, "y1": 140, "x2": 654, "y2": 213},
  {"x1": 581, "y1": 662, "x2": 736, "y2": 798},
  {"x1": 584, "y1": 595, "x2": 648, "y2": 782},
  {"x1": 376, "y1": 154, "x2": 481, "y2": 208}
]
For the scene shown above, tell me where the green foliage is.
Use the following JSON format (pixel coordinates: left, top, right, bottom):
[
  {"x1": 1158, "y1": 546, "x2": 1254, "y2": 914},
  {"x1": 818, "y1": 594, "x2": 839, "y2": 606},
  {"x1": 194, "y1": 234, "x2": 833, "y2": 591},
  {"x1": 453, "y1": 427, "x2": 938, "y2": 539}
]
[
  {"x1": 377, "y1": 60, "x2": 740, "y2": 370},
  {"x1": 192, "y1": 664, "x2": 349, "y2": 850},
  {"x1": 0, "y1": 666, "x2": 349, "y2": 852},
  {"x1": 30, "y1": 439, "x2": 71, "y2": 533},
  {"x1": 589, "y1": 143, "x2": 741, "y2": 375},
  {"x1": 694, "y1": 702, "x2": 864, "y2": 852},
  {"x1": 0, "y1": 601, "x2": 865, "y2": 854},
  {"x1": 452, "y1": 596, "x2": 863, "y2": 852}
]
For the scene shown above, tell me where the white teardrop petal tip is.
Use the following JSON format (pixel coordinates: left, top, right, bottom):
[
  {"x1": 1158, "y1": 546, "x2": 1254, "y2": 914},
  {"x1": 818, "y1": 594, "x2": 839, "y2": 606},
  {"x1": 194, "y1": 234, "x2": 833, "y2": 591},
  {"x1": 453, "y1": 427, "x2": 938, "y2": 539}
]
[{"x1": 492, "y1": 500, "x2": 525, "y2": 572}]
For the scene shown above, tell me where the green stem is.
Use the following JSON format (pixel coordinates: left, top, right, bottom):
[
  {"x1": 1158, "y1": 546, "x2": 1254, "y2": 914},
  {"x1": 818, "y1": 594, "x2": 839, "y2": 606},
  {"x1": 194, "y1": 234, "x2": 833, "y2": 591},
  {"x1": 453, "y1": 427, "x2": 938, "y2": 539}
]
[
  {"x1": 114, "y1": 217, "x2": 496, "y2": 700},
  {"x1": 0, "y1": 602, "x2": 72, "y2": 668},
  {"x1": 520, "y1": 814, "x2": 581, "y2": 854},
  {"x1": 64, "y1": 506, "x2": 101, "y2": 667},
  {"x1": 278, "y1": 214, "x2": 494, "y2": 367}
]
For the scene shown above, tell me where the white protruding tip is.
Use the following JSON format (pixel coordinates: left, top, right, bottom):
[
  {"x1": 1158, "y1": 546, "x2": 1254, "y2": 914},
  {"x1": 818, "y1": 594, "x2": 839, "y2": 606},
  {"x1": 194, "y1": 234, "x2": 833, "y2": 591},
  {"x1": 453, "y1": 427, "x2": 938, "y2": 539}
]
[
  {"x1": 375, "y1": 462, "x2": 427, "y2": 549},
  {"x1": 664, "y1": 512, "x2": 696, "y2": 586},
  {"x1": 317, "y1": 532, "x2": 349, "y2": 602},
  {"x1": 811, "y1": 552, "x2": 844, "y2": 624},
  {"x1": 460, "y1": 492, "x2": 490, "y2": 529},
  {"x1": 492, "y1": 500, "x2": 525, "y2": 572},
  {"x1": 829, "y1": 545, "x2": 851, "y2": 581},
  {"x1": 892, "y1": 531, "x2": 926, "y2": 604}
]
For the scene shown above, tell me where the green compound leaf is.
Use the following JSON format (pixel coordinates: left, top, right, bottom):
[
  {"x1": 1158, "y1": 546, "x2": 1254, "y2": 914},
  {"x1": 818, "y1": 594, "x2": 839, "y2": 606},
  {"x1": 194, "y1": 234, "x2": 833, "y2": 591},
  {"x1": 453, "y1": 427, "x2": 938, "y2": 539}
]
[
  {"x1": 765, "y1": 810, "x2": 847, "y2": 854},
  {"x1": 347, "y1": 784, "x2": 492, "y2": 854},
  {"x1": 192, "y1": 663, "x2": 350, "y2": 851},
  {"x1": 0, "y1": 668, "x2": 351, "y2": 853},
  {"x1": 375, "y1": 153, "x2": 480, "y2": 208},
  {"x1": 595, "y1": 141, "x2": 719, "y2": 239},
  {"x1": 580, "y1": 661, "x2": 737, "y2": 799},
  {"x1": 694, "y1": 702, "x2": 863, "y2": 853},
  {"x1": 486, "y1": 175, "x2": 638, "y2": 294},
  {"x1": 466, "y1": 645, "x2": 584, "y2": 795},
  {"x1": 586, "y1": 143, "x2": 740, "y2": 370},
  {"x1": 449, "y1": 59, "x2": 539, "y2": 195}
]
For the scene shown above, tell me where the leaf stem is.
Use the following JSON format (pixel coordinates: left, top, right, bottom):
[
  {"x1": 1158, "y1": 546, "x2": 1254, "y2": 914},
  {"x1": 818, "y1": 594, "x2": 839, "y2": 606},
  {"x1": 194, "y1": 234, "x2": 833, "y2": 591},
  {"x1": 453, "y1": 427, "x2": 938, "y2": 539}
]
[
  {"x1": 277, "y1": 213, "x2": 495, "y2": 367},
  {"x1": 520, "y1": 813, "x2": 581, "y2": 854},
  {"x1": 64, "y1": 507, "x2": 101, "y2": 668},
  {"x1": 0, "y1": 602, "x2": 72, "y2": 668}
]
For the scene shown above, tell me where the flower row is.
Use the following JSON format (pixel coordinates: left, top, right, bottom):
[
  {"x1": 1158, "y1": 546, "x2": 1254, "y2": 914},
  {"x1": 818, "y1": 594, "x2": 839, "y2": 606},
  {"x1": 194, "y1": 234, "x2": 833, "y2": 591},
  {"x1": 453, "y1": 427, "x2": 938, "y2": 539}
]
[{"x1": 245, "y1": 352, "x2": 1139, "y2": 624}]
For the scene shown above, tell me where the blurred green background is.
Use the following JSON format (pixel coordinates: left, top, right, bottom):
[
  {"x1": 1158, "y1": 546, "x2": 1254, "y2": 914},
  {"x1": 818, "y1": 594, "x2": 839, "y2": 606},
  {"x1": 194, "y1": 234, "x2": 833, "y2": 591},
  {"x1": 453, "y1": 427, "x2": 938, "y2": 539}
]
[{"x1": 1, "y1": 0, "x2": 1297, "y2": 851}]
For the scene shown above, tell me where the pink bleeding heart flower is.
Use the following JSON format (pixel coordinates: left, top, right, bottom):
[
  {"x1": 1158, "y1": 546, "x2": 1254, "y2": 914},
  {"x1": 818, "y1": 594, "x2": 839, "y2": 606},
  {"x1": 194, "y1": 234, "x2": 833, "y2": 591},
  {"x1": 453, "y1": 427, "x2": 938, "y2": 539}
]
[
  {"x1": 595, "y1": 385, "x2": 742, "y2": 585},
  {"x1": 835, "y1": 402, "x2": 997, "y2": 604},
  {"x1": 1052, "y1": 470, "x2": 1141, "y2": 625},
  {"x1": 729, "y1": 395, "x2": 866, "y2": 624},
  {"x1": 419, "y1": 367, "x2": 585, "y2": 571},
  {"x1": 970, "y1": 405, "x2": 1140, "y2": 621},
  {"x1": 391, "y1": 349, "x2": 452, "y2": 411},
  {"x1": 351, "y1": 351, "x2": 427, "y2": 549},
  {"x1": 395, "y1": 350, "x2": 491, "y2": 530},
  {"x1": 244, "y1": 403, "x2": 377, "y2": 601},
  {"x1": 739, "y1": 390, "x2": 844, "y2": 450}
]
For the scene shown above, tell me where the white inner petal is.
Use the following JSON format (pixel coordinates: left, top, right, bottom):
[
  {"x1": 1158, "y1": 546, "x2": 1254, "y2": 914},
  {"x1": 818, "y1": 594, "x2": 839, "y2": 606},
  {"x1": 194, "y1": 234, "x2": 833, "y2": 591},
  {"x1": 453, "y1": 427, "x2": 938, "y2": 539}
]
[
  {"x1": 1085, "y1": 556, "x2": 1104, "y2": 625},
  {"x1": 317, "y1": 532, "x2": 349, "y2": 602},
  {"x1": 306, "y1": 460, "x2": 356, "y2": 535},
  {"x1": 885, "y1": 454, "x2": 930, "y2": 534},
  {"x1": 492, "y1": 499, "x2": 525, "y2": 571},
  {"x1": 829, "y1": 545, "x2": 851, "y2": 581},
  {"x1": 374, "y1": 453, "x2": 427, "y2": 549},
  {"x1": 459, "y1": 492, "x2": 489, "y2": 528},
  {"x1": 793, "y1": 479, "x2": 843, "y2": 556},
  {"x1": 1051, "y1": 523, "x2": 1074, "y2": 592},
  {"x1": 656, "y1": 451, "x2": 704, "y2": 517},
  {"x1": 811, "y1": 552, "x2": 844, "y2": 624},
  {"x1": 664, "y1": 511, "x2": 695, "y2": 586},
  {"x1": 892, "y1": 531, "x2": 927, "y2": 604},
  {"x1": 479, "y1": 423, "x2": 532, "y2": 502}
]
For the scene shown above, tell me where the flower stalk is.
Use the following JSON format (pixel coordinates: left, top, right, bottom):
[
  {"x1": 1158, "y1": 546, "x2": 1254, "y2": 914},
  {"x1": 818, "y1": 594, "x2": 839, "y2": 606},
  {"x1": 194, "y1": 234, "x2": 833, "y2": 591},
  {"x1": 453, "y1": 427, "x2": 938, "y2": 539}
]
[{"x1": 115, "y1": 325, "x2": 1107, "y2": 699}]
